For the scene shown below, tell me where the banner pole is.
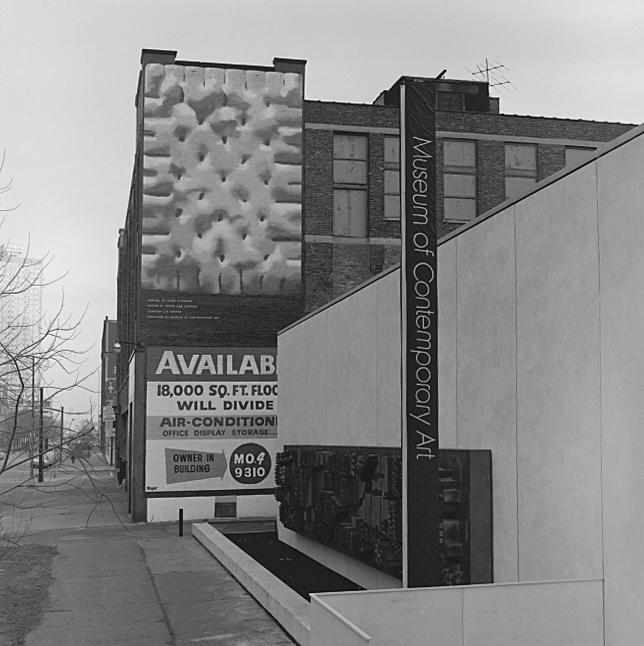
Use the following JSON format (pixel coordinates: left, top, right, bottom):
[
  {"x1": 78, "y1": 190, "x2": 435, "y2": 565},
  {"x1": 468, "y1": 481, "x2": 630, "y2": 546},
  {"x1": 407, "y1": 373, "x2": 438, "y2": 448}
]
[
  {"x1": 400, "y1": 78, "x2": 440, "y2": 588},
  {"x1": 400, "y1": 82, "x2": 409, "y2": 588}
]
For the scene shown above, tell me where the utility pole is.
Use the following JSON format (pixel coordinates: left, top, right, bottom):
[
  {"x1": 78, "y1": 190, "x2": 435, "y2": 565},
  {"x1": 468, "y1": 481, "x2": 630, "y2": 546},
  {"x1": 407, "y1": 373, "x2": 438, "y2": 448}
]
[
  {"x1": 31, "y1": 356, "x2": 35, "y2": 478},
  {"x1": 60, "y1": 406, "x2": 64, "y2": 463},
  {"x1": 38, "y1": 386, "x2": 43, "y2": 483}
]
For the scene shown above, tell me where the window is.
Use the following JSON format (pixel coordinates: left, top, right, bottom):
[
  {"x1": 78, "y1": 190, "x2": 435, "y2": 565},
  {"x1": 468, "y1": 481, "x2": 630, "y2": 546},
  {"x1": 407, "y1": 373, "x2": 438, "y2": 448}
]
[
  {"x1": 437, "y1": 92, "x2": 464, "y2": 112},
  {"x1": 565, "y1": 146, "x2": 595, "y2": 167},
  {"x1": 333, "y1": 134, "x2": 367, "y2": 237},
  {"x1": 333, "y1": 190, "x2": 367, "y2": 237},
  {"x1": 384, "y1": 136, "x2": 400, "y2": 220},
  {"x1": 443, "y1": 139, "x2": 476, "y2": 222},
  {"x1": 505, "y1": 144, "x2": 537, "y2": 200}
]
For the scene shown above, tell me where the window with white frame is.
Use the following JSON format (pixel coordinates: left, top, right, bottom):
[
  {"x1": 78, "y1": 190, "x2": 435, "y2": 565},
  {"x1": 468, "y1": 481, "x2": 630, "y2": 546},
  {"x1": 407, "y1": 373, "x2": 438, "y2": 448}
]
[
  {"x1": 333, "y1": 134, "x2": 367, "y2": 237},
  {"x1": 505, "y1": 143, "x2": 537, "y2": 200},
  {"x1": 443, "y1": 139, "x2": 477, "y2": 222},
  {"x1": 383, "y1": 136, "x2": 400, "y2": 220}
]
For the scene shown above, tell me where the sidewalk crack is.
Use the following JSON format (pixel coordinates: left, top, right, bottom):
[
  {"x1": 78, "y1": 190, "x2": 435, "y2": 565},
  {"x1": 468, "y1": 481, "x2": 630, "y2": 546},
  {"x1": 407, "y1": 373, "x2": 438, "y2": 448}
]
[{"x1": 137, "y1": 540, "x2": 176, "y2": 646}]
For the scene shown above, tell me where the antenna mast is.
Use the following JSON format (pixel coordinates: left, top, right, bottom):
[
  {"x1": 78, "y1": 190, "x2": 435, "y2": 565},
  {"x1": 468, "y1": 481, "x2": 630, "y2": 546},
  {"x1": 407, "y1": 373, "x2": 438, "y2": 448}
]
[{"x1": 467, "y1": 59, "x2": 515, "y2": 94}]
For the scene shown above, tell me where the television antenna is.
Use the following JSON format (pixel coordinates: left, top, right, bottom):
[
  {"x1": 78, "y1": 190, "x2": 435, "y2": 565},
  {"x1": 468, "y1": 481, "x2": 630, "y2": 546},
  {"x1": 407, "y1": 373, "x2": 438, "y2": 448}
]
[{"x1": 466, "y1": 59, "x2": 515, "y2": 93}]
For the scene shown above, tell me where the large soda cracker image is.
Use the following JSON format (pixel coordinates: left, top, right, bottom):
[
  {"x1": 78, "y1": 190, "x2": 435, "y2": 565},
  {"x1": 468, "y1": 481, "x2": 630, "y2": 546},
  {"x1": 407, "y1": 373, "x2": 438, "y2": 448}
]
[{"x1": 141, "y1": 64, "x2": 303, "y2": 296}]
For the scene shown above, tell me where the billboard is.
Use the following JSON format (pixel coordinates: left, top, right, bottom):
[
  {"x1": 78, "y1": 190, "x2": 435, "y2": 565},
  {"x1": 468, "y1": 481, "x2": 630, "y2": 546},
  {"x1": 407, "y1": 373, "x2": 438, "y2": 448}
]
[
  {"x1": 140, "y1": 64, "x2": 303, "y2": 332},
  {"x1": 145, "y1": 346, "x2": 278, "y2": 495},
  {"x1": 400, "y1": 79, "x2": 440, "y2": 587}
]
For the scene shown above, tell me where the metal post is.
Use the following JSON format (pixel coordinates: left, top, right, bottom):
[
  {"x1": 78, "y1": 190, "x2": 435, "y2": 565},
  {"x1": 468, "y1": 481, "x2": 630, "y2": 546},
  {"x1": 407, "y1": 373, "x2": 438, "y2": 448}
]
[
  {"x1": 38, "y1": 387, "x2": 43, "y2": 483},
  {"x1": 179, "y1": 508, "x2": 184, "y2": 537}
]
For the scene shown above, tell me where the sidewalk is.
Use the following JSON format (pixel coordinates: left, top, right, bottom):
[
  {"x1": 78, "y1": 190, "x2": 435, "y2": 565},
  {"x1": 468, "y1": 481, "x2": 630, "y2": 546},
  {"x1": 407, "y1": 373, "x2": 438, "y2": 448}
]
[{"x1": 12, "y1": 453, "x2": 294, "y2": 645}]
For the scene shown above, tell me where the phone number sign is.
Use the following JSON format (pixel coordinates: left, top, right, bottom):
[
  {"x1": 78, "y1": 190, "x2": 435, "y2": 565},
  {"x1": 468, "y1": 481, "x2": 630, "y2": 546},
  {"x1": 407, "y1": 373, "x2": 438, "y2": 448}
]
[{"x1": 145, "y1": 347, "x2": 278, "y2": 494}]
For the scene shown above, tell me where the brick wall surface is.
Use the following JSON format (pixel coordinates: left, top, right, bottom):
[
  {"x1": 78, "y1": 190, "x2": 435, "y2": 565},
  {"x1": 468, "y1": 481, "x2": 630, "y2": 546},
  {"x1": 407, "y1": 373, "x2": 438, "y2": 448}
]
[
  {"x1": 305, "y1": 100, "x2": 398, "y2": 128},
  {"x1": 437, "y1": 111, "x2": 634, "y2": 141},
  {"x1": 476, "y1": 140, "x2": 506, "y2": 219},
  {"x1": 331, "y1": 244, "x2": 377, "y2": 302},
  {"x1": 135, "y1": 303, "x2": 306, "y2": 346},
  {"x1": 306, "y1": 99, "x2": 634, "y2": 141},
  {"x1": 383, "y1": 243, "x2": 402, "y2": 270},
  {"x1": 537, "y1": 144, "x2": 566, "y2": 182},
  {"x1": 304, "y1": 242, "x2": 333, "y2": 313},
  {"x1": 304, "y1": 129, "x2": 333, "y2": 236}
]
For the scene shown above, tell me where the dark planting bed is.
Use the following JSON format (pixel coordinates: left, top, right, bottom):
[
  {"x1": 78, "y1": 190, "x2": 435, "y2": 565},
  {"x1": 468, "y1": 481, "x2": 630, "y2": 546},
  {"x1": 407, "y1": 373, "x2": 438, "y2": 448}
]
[{"x1": 224, "y1": 531, "x2": 363, "y2": 601}]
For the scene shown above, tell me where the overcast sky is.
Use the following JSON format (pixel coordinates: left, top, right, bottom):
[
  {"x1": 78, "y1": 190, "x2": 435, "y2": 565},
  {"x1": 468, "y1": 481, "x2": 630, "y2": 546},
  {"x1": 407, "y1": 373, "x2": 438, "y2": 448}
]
[{"x1": 1, "y1": 0, "x2": 643, "y2": 414}]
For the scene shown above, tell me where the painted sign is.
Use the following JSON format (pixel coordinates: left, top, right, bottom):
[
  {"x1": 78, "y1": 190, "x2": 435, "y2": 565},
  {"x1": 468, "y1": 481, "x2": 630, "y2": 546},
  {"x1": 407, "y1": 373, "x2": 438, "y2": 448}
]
[
  {"x1": 140, "y1": 64, "x2": 304, "y2": 333},
  {"x1": 145, "y1": 346, "x2": 278, "y2": 494},
  {"x1": 400, "y1": 78, "x2": 440, "y2": 587}
]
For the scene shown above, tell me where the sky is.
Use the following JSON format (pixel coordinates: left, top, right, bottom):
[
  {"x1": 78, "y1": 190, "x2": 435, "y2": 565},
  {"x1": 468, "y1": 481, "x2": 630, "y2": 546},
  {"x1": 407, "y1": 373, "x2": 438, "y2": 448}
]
[{"x1": 0, "y1": 0, "x2": 643, "y2": 415}]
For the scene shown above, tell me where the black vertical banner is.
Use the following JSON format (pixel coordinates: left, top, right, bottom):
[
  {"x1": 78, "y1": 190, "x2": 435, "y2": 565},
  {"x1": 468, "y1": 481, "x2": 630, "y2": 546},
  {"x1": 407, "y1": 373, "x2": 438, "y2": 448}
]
[{"x1": 400, "y1": 79, "x2": 439, "y2": 587}]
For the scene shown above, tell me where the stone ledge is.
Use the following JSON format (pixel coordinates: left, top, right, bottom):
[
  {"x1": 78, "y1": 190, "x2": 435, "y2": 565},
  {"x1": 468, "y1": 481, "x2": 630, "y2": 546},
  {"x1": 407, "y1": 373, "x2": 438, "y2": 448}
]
[{"x1": 192, "y1": 522, "x2": 311, "y2": 646}]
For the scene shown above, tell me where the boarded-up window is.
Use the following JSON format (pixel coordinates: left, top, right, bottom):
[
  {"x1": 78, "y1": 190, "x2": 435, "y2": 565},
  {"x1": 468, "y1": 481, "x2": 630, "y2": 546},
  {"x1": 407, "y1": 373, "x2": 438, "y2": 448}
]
[
  {"x1": 444, "y1": 198, "x2": 476, "y2": 222},
  {"x1": 444, "y1": 140, "x2": 476, "y2": 169},
  {"x1": 334, "y1": 159, "x2": 367, "y2": 184},
  {"x1": 334, "y1": 189, "x2": 367, "y2": 237},
  {"x1": 334, "y1": 134, "x2": 367, "y2": 160},
  {"x1": 384, "y1": 136, "x2": 400, "y2": 220},
  {"x1": 438, "y1": 92, "x2": 464, "y2": 112},
  {"x1": 505, "y1": 176, "x2": 536, "y2": 200},
  {"x1": 443, "y1": 139, "x2": 476, "y2": 222},
  {"x1": 384, "y1": 136, "x2": 400, "y2": 164},
  {"x1": 444, "y1": 173, "x2": 475, "y2": 197},
  {"x1": 565, "y1": 146, "x2": 595, "y2": 167},
  {"x1": 333, "y1": 135, "x2": 368, "y2": 184},
  {"x1": 334, "y1": 134, "x2": 367, "y2": 236},
  {"x1": 505, "y1": 144, "x2": 537, "y2": 200}
]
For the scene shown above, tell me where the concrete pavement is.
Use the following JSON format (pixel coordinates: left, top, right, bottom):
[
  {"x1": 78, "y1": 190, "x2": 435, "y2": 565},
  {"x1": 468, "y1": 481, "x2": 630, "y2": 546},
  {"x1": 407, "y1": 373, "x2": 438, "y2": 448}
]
[{"x1": 3, "y1": 453, "x2": 294, "y2": 645}]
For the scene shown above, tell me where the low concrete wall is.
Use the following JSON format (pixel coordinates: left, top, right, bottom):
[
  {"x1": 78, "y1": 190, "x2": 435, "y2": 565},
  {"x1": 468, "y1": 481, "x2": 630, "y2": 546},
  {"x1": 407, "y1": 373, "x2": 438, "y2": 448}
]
[
  {"x1": 193, "y1": 523, "x2": 311, "y2": 646},
  {"x1": 279, "y1": 526, "x2": 401, "y2": 590},
  {"x1": 310, "y1": 597, "x2": 371, "y2": 646},
  {"x1": 311, "y1": 579, "x2": 604, "y2": 646}
]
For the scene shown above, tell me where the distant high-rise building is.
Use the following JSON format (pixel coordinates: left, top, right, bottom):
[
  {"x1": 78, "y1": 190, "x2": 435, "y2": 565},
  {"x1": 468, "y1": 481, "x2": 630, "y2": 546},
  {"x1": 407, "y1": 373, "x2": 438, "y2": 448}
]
[{"x1": 0, "y1": 245, "x2": 44, "y2": 401}]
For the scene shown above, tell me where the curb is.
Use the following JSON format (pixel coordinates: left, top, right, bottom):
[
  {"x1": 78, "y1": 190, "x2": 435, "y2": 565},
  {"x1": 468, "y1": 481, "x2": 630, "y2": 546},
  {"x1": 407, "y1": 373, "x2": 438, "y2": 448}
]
[{"x1": 193, "y1": 522, "x2": 310, "y2": 646}]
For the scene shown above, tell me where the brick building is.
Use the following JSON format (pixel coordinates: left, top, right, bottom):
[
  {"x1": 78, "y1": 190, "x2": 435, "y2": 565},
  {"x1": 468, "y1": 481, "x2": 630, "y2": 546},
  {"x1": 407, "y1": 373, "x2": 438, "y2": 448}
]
[
  {"x1": 115, "y1": 49, "x2": 634, "y2": 521},
  {"x1": 116, "y1": 50, "x2": 306, "y2": 519},
  {"x1": 303, "y1": 80, "x2": 633, "y2": 311}
]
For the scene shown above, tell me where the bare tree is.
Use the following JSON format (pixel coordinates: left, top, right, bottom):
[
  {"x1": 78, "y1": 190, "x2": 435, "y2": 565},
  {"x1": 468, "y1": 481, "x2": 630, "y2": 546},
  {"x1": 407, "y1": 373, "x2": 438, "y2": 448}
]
[
  {"x1": 0, "y1": 247, "x2": 95, "y2": 453},
  {"x1": 0, "y1": 153, "x2": 101, "y2": 547}
]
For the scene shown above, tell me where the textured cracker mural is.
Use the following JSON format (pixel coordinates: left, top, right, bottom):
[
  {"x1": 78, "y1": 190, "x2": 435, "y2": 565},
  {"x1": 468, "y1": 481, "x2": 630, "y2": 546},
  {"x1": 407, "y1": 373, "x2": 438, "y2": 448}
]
[{"x1": 142, "y1": 64, "x2": 302, "y2": 297}]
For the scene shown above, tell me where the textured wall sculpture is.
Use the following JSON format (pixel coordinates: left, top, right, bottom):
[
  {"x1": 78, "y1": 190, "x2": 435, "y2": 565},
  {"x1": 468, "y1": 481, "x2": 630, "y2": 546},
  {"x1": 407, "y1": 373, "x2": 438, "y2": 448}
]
[{"x1": 142, "y1": 64, "x2": 303, "y2": 296}]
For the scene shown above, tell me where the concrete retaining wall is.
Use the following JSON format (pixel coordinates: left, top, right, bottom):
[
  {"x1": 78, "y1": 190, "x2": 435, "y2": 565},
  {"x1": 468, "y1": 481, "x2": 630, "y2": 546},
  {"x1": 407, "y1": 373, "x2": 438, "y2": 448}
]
[{"x1": 310, "y1": 579, "x2": 604, "y2": 646}]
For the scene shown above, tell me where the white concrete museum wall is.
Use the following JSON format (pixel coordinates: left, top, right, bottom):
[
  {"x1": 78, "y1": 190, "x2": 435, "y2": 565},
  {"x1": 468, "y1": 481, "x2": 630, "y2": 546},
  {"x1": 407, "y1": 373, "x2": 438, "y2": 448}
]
[
  {"x1": 310, "y1": 579, "x2": 604, "y2": 646},
  {"x1": 277, "y1": 269, "x2": 403, "y2": 588},
  {"x1": 279, "y1": 126, "x2": 644, "y2": 642},
  {"x1": 278, "y1": 267, "x2": 400, "y2": 449},
  {"x1": 596, "y1": 129, "x2": 644, "y2": 646},
  {"x1": 279, "y1": 156, "x2": 604, "y2": 586}
]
